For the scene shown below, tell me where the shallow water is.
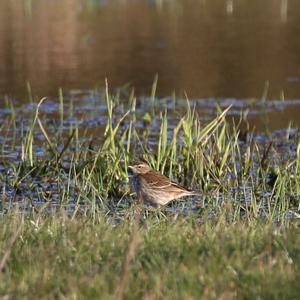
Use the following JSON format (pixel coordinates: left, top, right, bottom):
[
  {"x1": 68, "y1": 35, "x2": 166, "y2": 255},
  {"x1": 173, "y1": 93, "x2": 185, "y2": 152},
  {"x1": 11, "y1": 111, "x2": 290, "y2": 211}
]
[{"x1": 1, "y1": 0, "x2": 300, "y2": 129}]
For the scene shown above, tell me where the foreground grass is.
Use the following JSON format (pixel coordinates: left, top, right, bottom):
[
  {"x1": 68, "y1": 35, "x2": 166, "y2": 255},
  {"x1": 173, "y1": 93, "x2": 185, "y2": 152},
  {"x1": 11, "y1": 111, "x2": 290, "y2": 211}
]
[{"x1": 0, "y1": 213, "x2": 299, "y2": 299}]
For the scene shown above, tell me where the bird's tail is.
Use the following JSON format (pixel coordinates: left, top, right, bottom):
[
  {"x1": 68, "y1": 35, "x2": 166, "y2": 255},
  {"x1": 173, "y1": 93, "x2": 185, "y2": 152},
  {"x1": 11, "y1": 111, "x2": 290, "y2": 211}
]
[{"x1": 188, "y1": 189, "x2": 212, "y2": 197}]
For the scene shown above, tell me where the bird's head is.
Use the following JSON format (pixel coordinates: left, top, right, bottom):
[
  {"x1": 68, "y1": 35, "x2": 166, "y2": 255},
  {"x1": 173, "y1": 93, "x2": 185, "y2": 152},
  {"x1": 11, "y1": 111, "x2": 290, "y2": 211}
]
[{"x1": 128, "y1": 163, "x2": 152, "y2": 175}]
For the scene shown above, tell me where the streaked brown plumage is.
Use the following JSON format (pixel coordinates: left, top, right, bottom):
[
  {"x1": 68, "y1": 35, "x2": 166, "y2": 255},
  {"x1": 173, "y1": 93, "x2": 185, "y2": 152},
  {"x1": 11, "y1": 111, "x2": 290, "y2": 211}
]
[{"x1": 128, "y1": 163, "x2": 199, "y2": 208}]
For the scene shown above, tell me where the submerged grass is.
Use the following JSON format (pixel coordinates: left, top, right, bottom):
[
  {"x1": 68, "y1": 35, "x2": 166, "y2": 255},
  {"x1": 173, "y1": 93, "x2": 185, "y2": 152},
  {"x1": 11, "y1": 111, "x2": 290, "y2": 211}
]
[{"x1": 0, "y1": 82, "x2": 299, "y2": 221}]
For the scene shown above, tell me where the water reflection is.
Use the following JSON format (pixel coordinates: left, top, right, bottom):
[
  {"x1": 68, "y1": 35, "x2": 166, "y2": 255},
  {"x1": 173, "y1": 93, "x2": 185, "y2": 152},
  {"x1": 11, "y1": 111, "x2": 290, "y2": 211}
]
[
  {"x1": 0, "y1": 0, "x2": 299, "y2": 109},
  {"x1": 280, "y1": 0, "x2": 288, "y2": 22},
  {"x1": 226, "y1": 0, "x2": 233, "y2": 15}
]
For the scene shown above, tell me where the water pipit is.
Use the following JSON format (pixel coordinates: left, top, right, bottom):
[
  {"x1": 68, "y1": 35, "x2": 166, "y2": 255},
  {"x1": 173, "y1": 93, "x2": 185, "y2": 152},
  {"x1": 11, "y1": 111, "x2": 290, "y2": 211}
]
[{"x1": 128, "y1": 163, "x2": 199, "y2": 208}]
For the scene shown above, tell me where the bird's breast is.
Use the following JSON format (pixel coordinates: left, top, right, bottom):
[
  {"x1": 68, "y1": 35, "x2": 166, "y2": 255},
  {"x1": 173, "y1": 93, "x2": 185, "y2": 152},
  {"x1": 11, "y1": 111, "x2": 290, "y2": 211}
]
[{"x1": 131, "y1": 175, "x2": 141, "y2": 191}]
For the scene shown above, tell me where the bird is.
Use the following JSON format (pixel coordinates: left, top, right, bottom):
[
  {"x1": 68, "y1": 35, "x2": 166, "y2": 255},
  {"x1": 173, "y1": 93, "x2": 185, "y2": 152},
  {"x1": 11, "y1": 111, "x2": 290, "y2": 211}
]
[{"x1": 128, "y1": 163, "x2": 199, "y2": 208}]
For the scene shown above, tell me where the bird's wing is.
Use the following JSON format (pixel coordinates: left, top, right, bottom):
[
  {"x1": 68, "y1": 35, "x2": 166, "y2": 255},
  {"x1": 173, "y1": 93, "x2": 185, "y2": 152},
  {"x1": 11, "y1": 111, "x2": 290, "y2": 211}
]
[
  {"x1": 142, "y1": 171, "x2": 192, "y2": 192},
  {"x1": 142, "y1": 171, "x2": 171, "y2": 188}
]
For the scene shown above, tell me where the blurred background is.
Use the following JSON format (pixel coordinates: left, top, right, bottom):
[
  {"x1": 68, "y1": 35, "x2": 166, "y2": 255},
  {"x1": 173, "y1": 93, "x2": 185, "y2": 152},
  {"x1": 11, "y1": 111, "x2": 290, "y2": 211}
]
[{"x1": 0, "y1": 0, "x2": 300, "y2": 127}]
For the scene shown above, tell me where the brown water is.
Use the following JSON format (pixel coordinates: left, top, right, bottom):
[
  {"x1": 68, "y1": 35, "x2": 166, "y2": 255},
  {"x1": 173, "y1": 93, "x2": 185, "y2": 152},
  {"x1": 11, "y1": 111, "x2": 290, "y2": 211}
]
[{"x1": 0, "y1": 0, "x2": 300, "y2": 128}]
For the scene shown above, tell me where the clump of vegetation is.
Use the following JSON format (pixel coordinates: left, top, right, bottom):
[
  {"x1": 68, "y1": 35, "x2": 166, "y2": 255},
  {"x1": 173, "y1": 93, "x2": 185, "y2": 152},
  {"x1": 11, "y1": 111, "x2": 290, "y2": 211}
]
[{"x1": 0, "y1": 82, "x2": 299, "y2": 222}]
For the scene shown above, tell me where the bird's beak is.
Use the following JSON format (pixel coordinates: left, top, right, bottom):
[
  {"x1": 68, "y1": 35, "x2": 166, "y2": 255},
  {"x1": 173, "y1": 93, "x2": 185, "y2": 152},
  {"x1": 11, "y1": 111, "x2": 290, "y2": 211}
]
[{"x1": 127, "y1": 165, "x2": 134, "y2": 176}]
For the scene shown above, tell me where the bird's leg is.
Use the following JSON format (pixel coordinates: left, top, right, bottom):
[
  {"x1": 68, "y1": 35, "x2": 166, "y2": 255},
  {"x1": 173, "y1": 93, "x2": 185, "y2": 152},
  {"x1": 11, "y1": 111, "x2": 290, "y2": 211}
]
[{"x1": 132, "y1": 192, "x2": 143, "y2": 225}]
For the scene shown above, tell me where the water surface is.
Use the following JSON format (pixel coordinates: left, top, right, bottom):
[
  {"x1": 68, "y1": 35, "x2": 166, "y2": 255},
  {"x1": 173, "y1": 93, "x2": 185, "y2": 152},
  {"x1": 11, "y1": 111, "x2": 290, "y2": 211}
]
[{"x1": 0, "y1": 0, "x2": 300, "y2": 98}]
